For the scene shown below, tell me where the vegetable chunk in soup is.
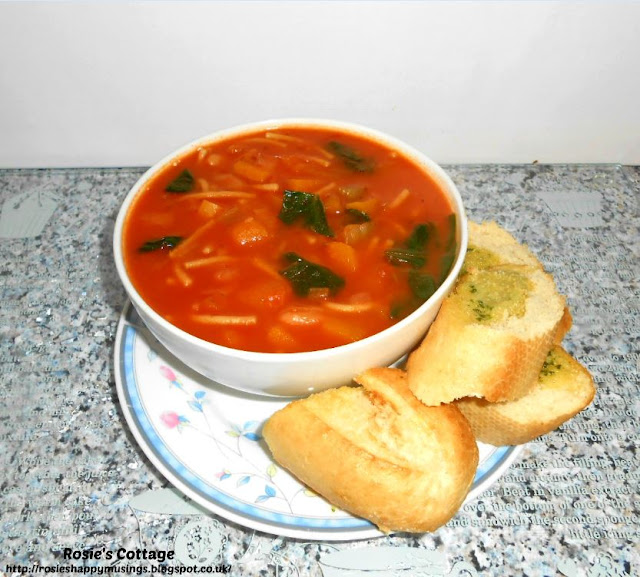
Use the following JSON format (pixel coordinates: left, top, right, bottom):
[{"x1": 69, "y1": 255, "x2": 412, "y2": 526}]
[{"x1": 123, "y1": 127, "x2": 456, "y2": 353}]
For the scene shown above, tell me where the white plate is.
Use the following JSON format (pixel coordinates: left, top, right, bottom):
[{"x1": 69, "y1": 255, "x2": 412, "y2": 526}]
[{"x1": 115, "y1": 302, "x2": 523, "y2": 541}]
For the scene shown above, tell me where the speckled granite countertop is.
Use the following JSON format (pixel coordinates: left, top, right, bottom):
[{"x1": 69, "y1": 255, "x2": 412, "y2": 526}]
[{"x1": 0, "y1": 165, "x2": 638, "y2": 576}]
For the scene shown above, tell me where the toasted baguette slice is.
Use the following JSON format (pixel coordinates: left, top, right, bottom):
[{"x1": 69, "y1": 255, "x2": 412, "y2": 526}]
[
  {"x1": 263, "y1": 368, "x2": 479, "y2": 533},
  {"x1": 455, "y1": 346, "x2": 595, "y2": 445},
  {"x1": 407, "y1": 222, "x2": 566, "y2": 406}
]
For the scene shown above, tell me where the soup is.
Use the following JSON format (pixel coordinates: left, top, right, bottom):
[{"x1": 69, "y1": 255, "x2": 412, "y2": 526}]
[{"x1": 122, "y1": 126, "x2": 456, "y2": 353}]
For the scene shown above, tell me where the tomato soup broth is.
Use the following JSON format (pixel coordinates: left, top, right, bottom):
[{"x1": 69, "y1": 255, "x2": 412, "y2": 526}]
[{"x1": 123, "y1": 127, "x2": 456, "y2": 353}]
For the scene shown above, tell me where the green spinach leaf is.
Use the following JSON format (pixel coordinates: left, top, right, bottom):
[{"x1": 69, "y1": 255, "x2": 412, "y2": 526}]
[
  {"x1": 384, "y1": 248, "x2": 426, "y2": 268},
  {"x1": 279, "y1": 190, "x2": 334, "y2": 237},
  {"x1": 327, "y1": 141, "x2": 375, "y2": 173},
  {"x1": 440, "y1": 248, "x2": 456, "y2": 282},
  {"x1": 406, "y1": 223, "x2": 433, "y2": 251},
  {"x1": 389, "y1": 296, "x2": 423, "y2": 320},
  {"x1": 444, "y1": 213, "x2": 456, "y2": 250},
  {"x1": 384, "y1": 223, "x2": 434, "y2": 268},
  {"x1": 166, "y1": 170, "x2": 195, "y2": 193},
  {"x1": 345, "y1": 208, "x2": 371, "y2": 224},
  {"x1": 408, "y1": 270, "x2": 437, "y2": 300},
  {"x1": 139, "y1": 236, "x2": 183, "y2": 252},
  {"x1": 279, "y1": 253, "x2": 345, "y2": 296},
  {"x1": 389, "y1": 299, "x2": 412, "y2": 320}
]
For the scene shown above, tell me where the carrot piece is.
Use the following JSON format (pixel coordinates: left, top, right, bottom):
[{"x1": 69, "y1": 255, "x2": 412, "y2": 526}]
[
  {"x1": 233, "y1": 160, "x2": 271, "y2": 183},
  {"x1": 338, "y1": 184, "x2": 366, "y2": 200},
  {"x1": 346, "y1": 198, "x2": 378, "y2": 213},
  {"x1": 214, "y1": 173, "x2": 245, "y2": 188},
  {"x1": 197, "y1": 200, "x2": 221, "y2": 219},
  {"x1": 287, "y1": 178, "x2": 321, "y2": 191},
  {"x1": 238, "y1": 279, "x2": 292, "y2": 309},
  {"x1": 230, "y1": 218, "x2": 270, "y2": 246},
  {"x1": 252, "y1": 207, "x2": 280, "y2": 232},
  {"x1": 321, "y1": 316, "x2": 368, "y2": 342},
  {"x1": 326, "y1": 241, "x2": 358, "y2": 274}
]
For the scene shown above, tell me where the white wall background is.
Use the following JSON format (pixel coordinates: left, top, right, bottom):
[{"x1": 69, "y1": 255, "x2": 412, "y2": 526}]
[{"x1": 0, "y1": 1, "x2": 639, "y2": 168}]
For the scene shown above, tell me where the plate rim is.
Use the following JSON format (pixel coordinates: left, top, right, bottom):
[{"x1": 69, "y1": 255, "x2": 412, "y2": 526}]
[{"x1": 114, "y1": 302, "x2": 523, "y2": 541}]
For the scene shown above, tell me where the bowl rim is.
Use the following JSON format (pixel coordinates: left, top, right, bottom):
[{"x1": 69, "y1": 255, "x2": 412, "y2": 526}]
[{"x1": 113, "y1": 117, "x2": 468, "y2": 363}]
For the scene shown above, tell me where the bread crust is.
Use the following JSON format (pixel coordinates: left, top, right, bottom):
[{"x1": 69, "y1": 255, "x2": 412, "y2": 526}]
[
  {"x1": 555, "y1": 306, "x2": 573, "y2": 343},
  {"x1": 263, "y1": 368, "x2": 479, "y2": 533}
]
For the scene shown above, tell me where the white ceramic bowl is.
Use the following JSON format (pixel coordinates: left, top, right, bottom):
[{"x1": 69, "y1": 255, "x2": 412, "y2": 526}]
[{"x1": 113, "y1": 118, "x2": 468, "y2": 397}]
